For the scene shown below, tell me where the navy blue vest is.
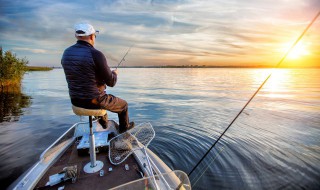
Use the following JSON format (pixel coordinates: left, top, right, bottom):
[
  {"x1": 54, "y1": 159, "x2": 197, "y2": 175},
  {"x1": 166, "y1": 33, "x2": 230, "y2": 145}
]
[{"x1": 61, "y1": 42, "x2": 99, "y2": 99}]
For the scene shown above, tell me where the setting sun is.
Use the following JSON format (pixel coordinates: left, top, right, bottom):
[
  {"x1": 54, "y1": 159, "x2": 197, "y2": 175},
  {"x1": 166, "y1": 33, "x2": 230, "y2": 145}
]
[
  {"x1": 286, "y1": 42, "x2": 310, "y2": 60},
  {"x1": 276, "y1": 40, "x2": 315, "y2": 68}
]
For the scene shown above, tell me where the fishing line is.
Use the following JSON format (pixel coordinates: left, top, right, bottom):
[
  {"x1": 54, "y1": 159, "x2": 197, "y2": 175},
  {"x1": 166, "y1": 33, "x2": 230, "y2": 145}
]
[
  {"x1": 187, "y1": 10, "x2": 320, "y2": 178},
  {"x1": 116, "y1": 45, "x2": 134, "y2": 69},
  {"x1": 191, "y1": 147, "x2": 225, "y2": 186}
]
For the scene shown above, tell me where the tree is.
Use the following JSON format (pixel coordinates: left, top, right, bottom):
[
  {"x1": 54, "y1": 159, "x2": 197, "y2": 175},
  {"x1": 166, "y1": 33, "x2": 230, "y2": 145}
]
[{"x1": 0, "y1": 47, "x2": 28, "y2": 88}]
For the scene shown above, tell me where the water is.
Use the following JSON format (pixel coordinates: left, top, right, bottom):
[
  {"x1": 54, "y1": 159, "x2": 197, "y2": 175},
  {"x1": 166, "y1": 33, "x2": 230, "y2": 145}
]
[{"x1": 0, "y1": 68, "x2": 319, "y2": 189}]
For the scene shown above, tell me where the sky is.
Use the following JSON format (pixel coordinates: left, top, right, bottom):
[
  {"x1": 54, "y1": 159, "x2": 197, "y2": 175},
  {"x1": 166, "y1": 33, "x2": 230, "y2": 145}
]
[{"x1": 0, "y1": 0, "x2": 319, "y2": 67}]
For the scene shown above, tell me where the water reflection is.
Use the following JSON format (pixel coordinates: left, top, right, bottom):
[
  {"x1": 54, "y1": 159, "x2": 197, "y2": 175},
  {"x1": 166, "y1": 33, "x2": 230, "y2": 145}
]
[
  {"x1": 0, "y1": 86, "x2": 31, "y2": 122},
  {"x1": 1, "y1": 69, "x2": 319, "y2": 189},
  {"x1": 249, "y1": 69, "x2": 297, "y2": 99}
]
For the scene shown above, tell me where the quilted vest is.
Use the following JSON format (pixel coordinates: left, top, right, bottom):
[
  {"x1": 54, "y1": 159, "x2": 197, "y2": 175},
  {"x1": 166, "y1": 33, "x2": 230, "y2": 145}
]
[{"x1": 61, "y1": 42, "x2": 99, "y2": 99}]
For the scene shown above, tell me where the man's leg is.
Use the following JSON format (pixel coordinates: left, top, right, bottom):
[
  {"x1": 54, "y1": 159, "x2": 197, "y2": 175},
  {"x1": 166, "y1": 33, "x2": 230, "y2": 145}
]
[{"x1": 97, "y1": 94, "x2": 132, "y2": 131}]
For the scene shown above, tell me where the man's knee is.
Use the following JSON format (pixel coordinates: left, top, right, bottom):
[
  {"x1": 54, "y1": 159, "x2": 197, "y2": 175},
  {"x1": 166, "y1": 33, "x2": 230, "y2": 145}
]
[{"x1": 122, "y1": 100, "x2": 128, "y2": 111}]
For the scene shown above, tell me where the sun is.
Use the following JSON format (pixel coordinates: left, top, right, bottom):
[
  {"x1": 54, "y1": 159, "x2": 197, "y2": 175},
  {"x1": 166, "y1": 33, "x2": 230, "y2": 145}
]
[{"x1": 286, "y1": 42, "x2": 310, "y2": 59}]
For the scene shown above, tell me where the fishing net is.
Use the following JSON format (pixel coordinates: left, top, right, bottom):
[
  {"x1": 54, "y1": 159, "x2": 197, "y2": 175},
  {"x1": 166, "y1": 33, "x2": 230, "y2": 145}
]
[{"x1": 109, "y1": 122, "x2": 155, "y2": 165}]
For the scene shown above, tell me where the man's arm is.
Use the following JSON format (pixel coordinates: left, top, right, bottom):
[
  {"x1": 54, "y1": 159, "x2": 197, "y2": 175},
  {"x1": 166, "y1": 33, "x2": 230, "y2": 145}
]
[{"x1": 92, "y1": 49, "x2": 117, "y2": 87}]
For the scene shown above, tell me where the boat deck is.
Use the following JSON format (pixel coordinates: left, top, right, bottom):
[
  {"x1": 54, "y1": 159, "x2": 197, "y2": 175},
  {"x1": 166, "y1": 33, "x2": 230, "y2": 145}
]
[{"x1": 34, "y1": 141, "x2": 142, "y2": 190}]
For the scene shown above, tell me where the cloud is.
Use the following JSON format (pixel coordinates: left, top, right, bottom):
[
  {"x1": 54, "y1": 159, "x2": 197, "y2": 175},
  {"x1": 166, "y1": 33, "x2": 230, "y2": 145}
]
[
  {"x1": 0, "y1": 0, "x2": 319, "y2": 66},
  {"x1": 12, "y1": 47, "x2": 48, "y2": 54}
]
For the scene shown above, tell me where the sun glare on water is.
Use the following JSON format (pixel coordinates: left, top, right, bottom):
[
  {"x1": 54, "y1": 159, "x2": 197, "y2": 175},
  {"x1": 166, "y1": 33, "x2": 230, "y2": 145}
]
[{"x1": 252, "y1": 69, "x2": 295, "y2": 99}]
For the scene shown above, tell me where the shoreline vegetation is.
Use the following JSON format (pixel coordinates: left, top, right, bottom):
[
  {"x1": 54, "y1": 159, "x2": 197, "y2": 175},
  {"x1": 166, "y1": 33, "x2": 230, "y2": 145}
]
[
  {"x1": 26, "y1": 66, "x2": 53, "y2": 71},
  {"x1": 0, "y1": 48, "x2": 28, "y2": 89},
  {"x1": 0, "y1": 48, "x2": 52, "y2": 89}
]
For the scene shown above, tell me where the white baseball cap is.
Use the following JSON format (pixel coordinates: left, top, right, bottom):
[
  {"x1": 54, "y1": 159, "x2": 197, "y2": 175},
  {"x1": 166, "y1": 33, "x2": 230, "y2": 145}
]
[{"x1": 74, "y1": 23, "x2": 99, "y2": 36}]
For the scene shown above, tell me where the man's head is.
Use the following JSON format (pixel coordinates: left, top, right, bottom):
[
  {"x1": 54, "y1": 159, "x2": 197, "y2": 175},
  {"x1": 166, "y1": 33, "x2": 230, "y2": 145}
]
[{"x1": 74, "y1": 23, "x2": 99, "y2": 46}]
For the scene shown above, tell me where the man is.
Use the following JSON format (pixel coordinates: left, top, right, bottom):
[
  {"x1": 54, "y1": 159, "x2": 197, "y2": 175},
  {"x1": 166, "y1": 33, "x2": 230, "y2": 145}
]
[{"x1": 61, "y1": 23, "x2": 134, "y2": 133}]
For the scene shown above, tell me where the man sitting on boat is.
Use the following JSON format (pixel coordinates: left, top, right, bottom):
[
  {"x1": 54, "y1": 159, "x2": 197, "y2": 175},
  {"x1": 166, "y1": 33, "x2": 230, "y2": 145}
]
[{"x1": 61, "y1": 23, "x2": 134, "y2": 133}]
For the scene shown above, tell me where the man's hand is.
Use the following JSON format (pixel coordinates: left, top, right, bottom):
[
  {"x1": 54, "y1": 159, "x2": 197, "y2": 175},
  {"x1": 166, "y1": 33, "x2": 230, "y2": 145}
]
[{"x1": 113, "y1": 69, "x2": 119, "y2": 75}]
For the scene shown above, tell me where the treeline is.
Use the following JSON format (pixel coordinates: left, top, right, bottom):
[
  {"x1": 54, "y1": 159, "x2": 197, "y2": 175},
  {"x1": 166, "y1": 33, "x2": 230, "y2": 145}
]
[
  {"x1": 0, "y1": 47, "x2": 28, "y2": 89},
  {"x1": 26, "y1": 66, "x2": 53, "y2": 71}
]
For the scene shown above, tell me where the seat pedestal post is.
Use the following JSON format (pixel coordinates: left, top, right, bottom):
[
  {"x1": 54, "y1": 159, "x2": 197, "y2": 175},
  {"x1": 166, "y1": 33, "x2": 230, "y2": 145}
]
[{"x1": 83, "y1": 116, "x2": 104, "y2": 173}]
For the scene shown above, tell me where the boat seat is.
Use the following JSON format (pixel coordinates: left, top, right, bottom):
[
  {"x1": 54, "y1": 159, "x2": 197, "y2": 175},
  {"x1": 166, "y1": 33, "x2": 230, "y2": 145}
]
[
  {"x1": 72, "y1": 105, "x2": 106, "y2": 174},
  {"x1": 72, "y1": 105, "x2": 106, "y2": 116}
]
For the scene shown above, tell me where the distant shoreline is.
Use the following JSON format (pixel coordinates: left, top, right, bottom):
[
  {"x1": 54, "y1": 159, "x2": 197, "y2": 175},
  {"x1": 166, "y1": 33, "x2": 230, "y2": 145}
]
[
  {"x1": 114, "y1": 66, "x2": 320, "y2": 69},
  {"x1": 117, "y1": 65, "x2": 274, "y2": 68},
  {"x1": 44, "y1": 66, "x2": 320, "y2": 69},
  {"x1": 26, "y1": 66, "x2": 53, "y2": 71}
]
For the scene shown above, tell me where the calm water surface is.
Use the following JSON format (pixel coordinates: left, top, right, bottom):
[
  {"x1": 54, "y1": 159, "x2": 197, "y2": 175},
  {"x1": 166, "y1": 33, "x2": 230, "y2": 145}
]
[{"x1": 0, "y1": 68, "x2": 319, "y2": 189}]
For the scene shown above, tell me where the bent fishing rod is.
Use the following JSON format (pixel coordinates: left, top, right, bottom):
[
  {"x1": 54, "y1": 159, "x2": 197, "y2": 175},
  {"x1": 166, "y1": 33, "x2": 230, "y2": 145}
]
[
  {"x1": 116, "y1": 45, "x2": 133, "y2": 69},
  {"x1": 187, "y1": 10, "x2": 320, "y2": 178}
]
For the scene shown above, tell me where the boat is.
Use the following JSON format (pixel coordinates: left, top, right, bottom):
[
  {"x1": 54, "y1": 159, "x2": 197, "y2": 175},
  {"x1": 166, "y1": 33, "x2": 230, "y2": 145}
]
[{"x1": 8, "y1": 117, "x2": 191, "y2": 190}]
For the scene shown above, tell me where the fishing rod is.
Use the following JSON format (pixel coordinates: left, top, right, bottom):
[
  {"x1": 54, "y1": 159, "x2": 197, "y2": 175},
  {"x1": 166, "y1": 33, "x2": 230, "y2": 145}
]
[
  {"x1": 187, "y1": 10, "x2": 320, "y2": 178},
  {"x1": 116, "y1": 45, "x2": 133, "y2": 69}
]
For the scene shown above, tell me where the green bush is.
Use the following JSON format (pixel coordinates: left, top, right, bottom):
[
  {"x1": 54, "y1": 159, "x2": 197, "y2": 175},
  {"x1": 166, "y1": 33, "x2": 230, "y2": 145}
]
[{"x1": 0, "y1": 47, "x2": 28, "y2": 88}]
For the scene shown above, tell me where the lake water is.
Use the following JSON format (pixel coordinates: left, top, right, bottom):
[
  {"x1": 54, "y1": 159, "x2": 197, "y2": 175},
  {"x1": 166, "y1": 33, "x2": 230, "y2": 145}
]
[{"x1": 0, "y1": 68, "x2": 319, "y2": 189}]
